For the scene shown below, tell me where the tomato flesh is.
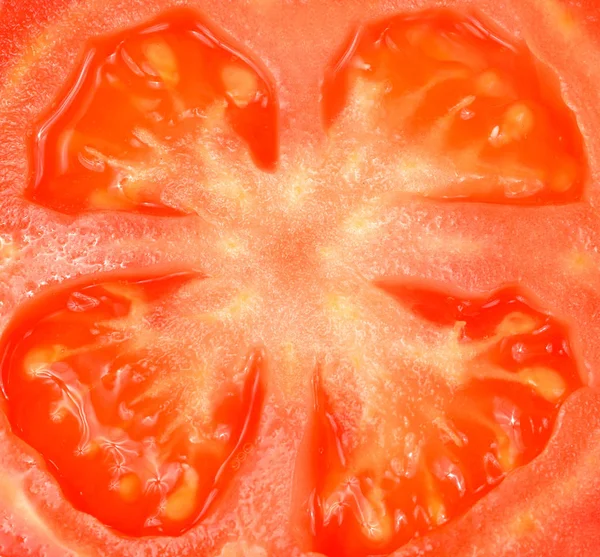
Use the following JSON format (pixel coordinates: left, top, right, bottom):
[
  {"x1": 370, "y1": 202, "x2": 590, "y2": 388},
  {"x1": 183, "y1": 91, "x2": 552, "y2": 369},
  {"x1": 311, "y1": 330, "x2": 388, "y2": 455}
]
[
  {"x1": 0, "y1": 3, "x2": 594, "y2": 556},
  {"x1": 0, "y1": 272, "x2": 265, "y2": 536},
  {"x1": 322, "y1": 10, "x2": 586, "y2": 203},
  {"x1": 27, "y1": 8, "x2": 278, "y2": 216},
  {"x1": 307, "y1": 285, "x2": 581, "y2": 556}
]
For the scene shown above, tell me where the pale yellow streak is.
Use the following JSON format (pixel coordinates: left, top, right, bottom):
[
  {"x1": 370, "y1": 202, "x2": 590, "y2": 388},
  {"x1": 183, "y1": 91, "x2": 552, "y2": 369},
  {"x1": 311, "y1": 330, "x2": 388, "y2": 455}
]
[{"x1": 469, "y1": 364, "x2": 567, "y2": 403}]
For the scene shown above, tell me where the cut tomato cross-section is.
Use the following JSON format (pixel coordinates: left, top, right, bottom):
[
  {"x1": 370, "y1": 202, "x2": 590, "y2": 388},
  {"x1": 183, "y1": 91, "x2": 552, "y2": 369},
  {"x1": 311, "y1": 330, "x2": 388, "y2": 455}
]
[{"x1": 0, "y1": 2, "x2": 597, "y2": 556}]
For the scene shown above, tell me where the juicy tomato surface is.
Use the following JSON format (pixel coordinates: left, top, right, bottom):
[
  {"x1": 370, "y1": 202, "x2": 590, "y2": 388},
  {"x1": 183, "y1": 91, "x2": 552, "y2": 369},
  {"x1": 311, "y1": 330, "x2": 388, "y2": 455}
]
[{"x1": 0, "y1": 1, "x2": 600, "y2": 557}]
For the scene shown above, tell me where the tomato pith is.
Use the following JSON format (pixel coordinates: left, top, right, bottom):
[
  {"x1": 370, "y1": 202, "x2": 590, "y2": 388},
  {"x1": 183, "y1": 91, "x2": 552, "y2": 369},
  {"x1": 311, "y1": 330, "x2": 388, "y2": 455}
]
[
  {"x1": 0, "y1": 272, "x2": 265, "y2": 536},
  {"x1": 0, "y1": 0, "x2": 598, "y2": 556}
]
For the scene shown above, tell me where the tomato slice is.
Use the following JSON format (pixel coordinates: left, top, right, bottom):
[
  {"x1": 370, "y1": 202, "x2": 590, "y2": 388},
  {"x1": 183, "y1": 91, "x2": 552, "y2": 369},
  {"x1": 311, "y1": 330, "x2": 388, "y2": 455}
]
[
  {"x1": 0, "y1": 2, "x2": 597, "y2": 556},
  {"x1": 304, "y1": 285, "x2": 581, "y2": 556},
  {"x1": 322, "y1": 10, "x2": 586, "y2": 203},
  {"x1": 27, "y1": 8, "x2": 278, "y2": 216},
  {"x1": 0, "y1": 271, "x2": 265, "y2": 536}
]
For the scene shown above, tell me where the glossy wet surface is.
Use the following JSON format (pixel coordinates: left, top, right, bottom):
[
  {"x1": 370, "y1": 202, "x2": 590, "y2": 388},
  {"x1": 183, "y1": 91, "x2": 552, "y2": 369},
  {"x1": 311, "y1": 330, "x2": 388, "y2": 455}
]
[
  {"x1": 1, "y1": 272, "x2": 265, "y2": 536},
  {"x1": 0, "y1": 6, "x2": 588, "y2": 554},
  {"x1": 308, "y1": 285, "x2": 580, "y2": 555}
]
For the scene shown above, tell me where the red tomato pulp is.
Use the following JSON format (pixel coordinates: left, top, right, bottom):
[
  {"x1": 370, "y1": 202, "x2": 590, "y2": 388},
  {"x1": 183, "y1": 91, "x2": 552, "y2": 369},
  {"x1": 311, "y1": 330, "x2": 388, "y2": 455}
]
[{"x1": 0, "y1": 1, "x2": 600, "y2": 556}]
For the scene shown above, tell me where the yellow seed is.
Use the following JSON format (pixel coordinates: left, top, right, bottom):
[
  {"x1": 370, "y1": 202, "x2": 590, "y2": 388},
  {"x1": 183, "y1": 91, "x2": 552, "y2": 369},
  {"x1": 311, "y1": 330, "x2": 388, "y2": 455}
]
[
  {"x1": 496, "y1": 102, "x2": 535, "y2": 145},
  {"x1": 0, "y1": 239, "x2": 17, "y2": 262},
  {"x1": 363, "y1": 484, "x2": 393, "y2": 542},
  {"x1": 88, "y1": 188, "x2": 130, "y2": 210},
  {"x1": 327, "y1": 478, "x2": 391, "y2": 543},
  {"x1": 83, "y1": 440, "x2": 100, "y2": 458},
  {"x1": 495, "y1": 434, "x2": 518, "y2": 472},
  {"x1": 119, "y1": 473, "x2": 142, "y2": 503},
  {"x1": 130, "y1": 96, "x2": 162, "y2": 114},
  {"x1": 100, "y1": 283, "x2": 149, "y2": 311},
  {"x1": 517, "y1": 367, "x2": 567, "y2": 403},
  {"x1": 423, "y1": 470, "x2": 447, "y2": 526},
  {"x1": 120, "y1": 178, "x2": 159, "y2": 205},
  {"x1": 23, "y1": 346, "x2": 67, "y2": 379},
  {"x1": 164, "y1": 466, "x2": 199, "y2": 522},
  {"x1": 495, "y1": 312, "x2": 537, "y2": 337},
  {"x1": 143, "y1": 41, "x2": 179, "y2": 87},
  {"x1": 550, "y1": 157, "x2": 579, "y2": 193},
  {"x1": 427, "y1": 495, "x2": 447, "y2": 526},
  {"x1": 221, "y1": 65, "x2": 259, "y2": 108},
  {"x1": 457, "y1": 405, "x2": 517, "y2": 472},
  {"x1": 475, "y1": 70, "x2": 511, "y2": 98}
]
